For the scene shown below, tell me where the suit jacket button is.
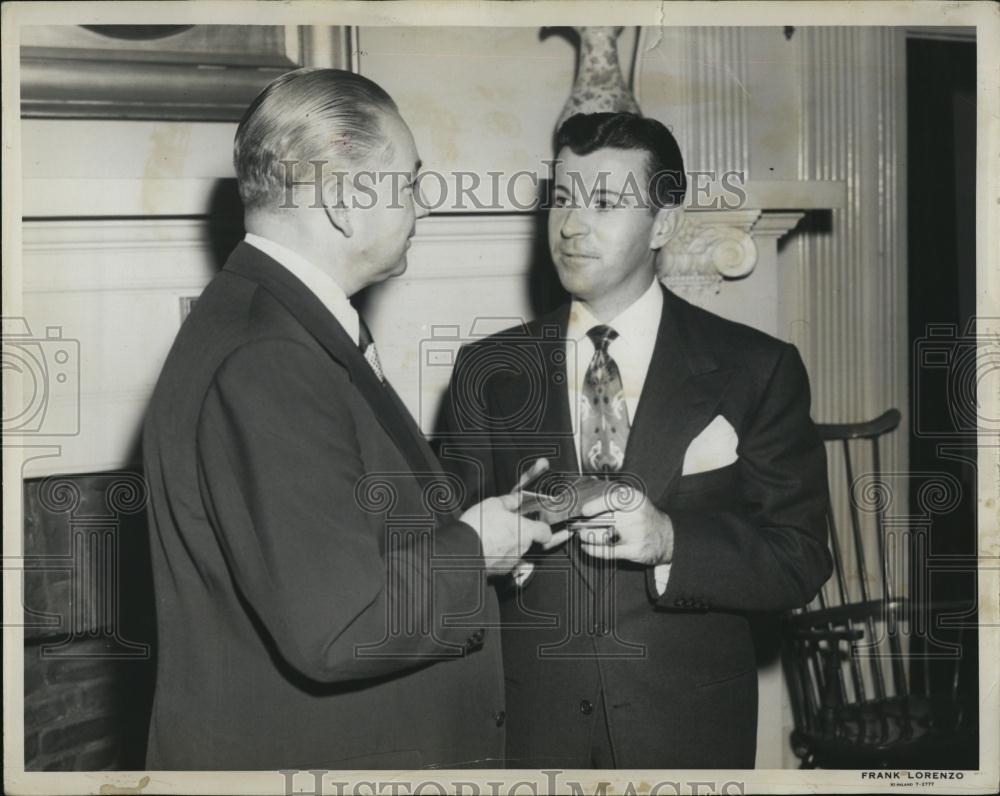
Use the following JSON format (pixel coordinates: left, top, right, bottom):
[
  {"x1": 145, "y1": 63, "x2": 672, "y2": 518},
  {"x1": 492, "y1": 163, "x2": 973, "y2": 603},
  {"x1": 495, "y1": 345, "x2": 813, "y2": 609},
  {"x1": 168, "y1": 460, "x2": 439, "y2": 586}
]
[
  {"x1": 494, "y1": 710, "x2": 506, "y2": 727},
  {"x1": 580, "y1": 700, "x2": 594, "y2": 716}
]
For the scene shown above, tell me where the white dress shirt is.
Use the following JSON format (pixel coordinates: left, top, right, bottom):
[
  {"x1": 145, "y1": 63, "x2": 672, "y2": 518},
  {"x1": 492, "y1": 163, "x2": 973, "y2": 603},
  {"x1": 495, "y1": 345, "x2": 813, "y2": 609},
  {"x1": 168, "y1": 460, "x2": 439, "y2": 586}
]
[
  {"x1": 244, "y1": 233, "x2": 360, "y2": 346},
  {"x1": 565, "y1": 277, "x2": 671, "y2": 594}
]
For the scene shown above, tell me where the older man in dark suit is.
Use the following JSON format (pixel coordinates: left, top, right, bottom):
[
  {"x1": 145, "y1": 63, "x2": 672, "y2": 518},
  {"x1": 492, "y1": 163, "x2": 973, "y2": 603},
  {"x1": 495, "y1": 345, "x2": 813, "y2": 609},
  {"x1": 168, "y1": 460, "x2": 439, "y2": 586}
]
[
  {"x1": 439, "y1": 112, "x2": 833, "y2": 769},
  {"x1": 142, "y1": 68, "x2": 550, "y2": 770}
]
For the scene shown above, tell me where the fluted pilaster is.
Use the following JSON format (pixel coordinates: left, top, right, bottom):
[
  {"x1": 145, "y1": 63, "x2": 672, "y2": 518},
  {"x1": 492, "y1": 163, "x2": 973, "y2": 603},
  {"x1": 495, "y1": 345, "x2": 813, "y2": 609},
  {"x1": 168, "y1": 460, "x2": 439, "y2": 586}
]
[
  {"x1": 684, "y1": 27, "x2": 750, "y2": 176},
  {"x1": 791, "y1": 25, "x2": 909, "y2": 605}
]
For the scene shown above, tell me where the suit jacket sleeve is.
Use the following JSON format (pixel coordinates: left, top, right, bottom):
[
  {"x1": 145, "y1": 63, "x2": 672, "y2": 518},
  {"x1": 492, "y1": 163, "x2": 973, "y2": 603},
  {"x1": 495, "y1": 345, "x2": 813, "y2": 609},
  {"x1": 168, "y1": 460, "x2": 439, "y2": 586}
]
[
  {"x1": 195, "y1": 337, "x2": 485, "y2": 683},
  {"x1": 659, "y1": 343, "x2": 833, "y2": 612}
]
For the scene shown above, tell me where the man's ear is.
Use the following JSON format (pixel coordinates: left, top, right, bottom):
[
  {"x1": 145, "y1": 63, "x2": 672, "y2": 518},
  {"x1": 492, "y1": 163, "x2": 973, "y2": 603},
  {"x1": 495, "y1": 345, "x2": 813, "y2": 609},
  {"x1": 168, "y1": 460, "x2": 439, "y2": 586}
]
[
  {"x1": 649, "y1": 205, "x2": 684, "y2": 250},
  {"x1": 322, "y1": 175, "x2": 354, "y2": 238}
]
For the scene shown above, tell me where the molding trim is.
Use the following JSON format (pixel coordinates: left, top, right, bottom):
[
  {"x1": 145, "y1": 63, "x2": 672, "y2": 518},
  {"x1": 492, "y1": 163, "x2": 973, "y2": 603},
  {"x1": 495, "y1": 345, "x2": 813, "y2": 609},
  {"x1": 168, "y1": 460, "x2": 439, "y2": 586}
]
[
  {"x1": 905, "y1": 26, "x2": 976, "y2": 42},
  {"x1": 22, "y1": 219, "x2": 227, "y2": 251},
  {"x1": 23, "y1": 177, "x2": 846, "y2": 220},
  {"x1": 21, "y1": 210, "x2": 808, "y2": 297}
]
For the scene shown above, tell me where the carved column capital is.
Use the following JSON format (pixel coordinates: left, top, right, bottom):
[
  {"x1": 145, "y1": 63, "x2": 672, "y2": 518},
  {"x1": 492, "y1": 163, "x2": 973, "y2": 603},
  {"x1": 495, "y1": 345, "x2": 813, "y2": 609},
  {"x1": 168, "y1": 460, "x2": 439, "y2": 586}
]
[
  {"x1": 657, "y1": 209, "x2": 805, "y2": 299},
  {"x1": 657, "y1": 209, "x2": 759, "y2": 297}
]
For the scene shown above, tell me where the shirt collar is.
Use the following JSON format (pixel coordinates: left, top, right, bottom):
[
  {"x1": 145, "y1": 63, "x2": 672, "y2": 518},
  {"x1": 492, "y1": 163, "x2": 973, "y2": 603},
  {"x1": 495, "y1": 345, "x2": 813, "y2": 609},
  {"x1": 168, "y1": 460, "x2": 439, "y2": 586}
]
[
  {"x1": 567, "y1": 277, "x2": 664, "y2": 345},
  {"x1": 244, "y1": 233, "x2": 360, "y2": 346}
]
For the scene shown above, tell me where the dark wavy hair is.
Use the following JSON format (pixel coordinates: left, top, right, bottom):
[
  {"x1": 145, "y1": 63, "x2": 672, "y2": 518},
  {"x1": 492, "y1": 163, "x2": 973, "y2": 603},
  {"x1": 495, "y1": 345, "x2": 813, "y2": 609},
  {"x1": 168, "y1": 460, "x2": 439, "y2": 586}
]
[
  {"x1": 555, "y1": 112, "x2": 687, "y2": 209},
  {"x1": 234, "y1": 67, "x2": 398, "y2": 211}
]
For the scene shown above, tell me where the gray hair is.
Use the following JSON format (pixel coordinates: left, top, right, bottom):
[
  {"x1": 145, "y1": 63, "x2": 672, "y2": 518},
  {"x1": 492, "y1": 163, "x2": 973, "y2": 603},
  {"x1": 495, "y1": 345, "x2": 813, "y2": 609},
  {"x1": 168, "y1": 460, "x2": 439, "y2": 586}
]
[{"x1": 233, "y1": 67, "x2": 398, "y2": 211}]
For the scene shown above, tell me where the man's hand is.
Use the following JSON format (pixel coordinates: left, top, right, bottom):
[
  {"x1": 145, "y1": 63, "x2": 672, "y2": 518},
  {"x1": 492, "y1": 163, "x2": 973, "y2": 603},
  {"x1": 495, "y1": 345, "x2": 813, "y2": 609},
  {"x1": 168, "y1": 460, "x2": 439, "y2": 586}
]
[
  {"x1": 575, "y1": 492, "x2": 674, "y2": 566},
  {"x1": 460, "y1": 459, "x2": 553, "y2": 576}
]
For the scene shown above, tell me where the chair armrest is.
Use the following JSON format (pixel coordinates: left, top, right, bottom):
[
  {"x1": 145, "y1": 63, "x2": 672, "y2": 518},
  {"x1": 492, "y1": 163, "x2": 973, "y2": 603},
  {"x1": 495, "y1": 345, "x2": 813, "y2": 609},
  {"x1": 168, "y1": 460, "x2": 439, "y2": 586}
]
[
  {"x1": 787, "y1": 627, "x2": 864, "y2": 642},
  {"x1": 786, "y1": 597, "x2": 974, "y2": 630}
]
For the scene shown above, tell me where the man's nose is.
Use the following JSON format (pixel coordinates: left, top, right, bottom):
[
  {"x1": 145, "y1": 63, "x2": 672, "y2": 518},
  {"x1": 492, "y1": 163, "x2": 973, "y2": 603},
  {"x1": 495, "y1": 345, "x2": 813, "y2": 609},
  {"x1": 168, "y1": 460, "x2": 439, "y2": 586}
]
[{"x1": 560, "y1": 207, "x2": 588, "y2": 237}]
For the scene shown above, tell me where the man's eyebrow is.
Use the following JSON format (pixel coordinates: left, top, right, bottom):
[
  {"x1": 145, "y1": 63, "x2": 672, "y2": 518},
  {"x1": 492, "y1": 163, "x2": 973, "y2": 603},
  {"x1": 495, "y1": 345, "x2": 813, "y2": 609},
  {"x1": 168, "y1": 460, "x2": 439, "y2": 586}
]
[{"x1": 414, "y1": 159, "x2": 422, "y2": 174}]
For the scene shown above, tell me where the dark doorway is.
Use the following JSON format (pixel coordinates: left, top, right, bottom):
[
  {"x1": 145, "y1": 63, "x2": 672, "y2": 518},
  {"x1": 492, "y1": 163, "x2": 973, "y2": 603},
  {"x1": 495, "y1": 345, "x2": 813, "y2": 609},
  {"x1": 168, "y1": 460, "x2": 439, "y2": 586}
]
[{"x1": 906, "y1": 35, "x2": 977, "y2": 769}]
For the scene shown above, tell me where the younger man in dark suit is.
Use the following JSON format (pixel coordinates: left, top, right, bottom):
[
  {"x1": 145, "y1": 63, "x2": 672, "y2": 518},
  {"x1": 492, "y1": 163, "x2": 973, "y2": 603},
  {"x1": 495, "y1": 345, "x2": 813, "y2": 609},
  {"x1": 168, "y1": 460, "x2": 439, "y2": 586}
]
[
  {"x1": 142, "y1": 68, "x2": 550, "y2": 770},
  {"x1": 439, "y1": 112, "x2": 833, "y2": 768}
]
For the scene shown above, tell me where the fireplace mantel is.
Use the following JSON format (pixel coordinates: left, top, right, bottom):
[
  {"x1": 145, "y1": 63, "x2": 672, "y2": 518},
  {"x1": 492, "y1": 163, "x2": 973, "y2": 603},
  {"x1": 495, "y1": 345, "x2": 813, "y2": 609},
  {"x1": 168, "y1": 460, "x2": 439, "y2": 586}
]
[
  {"x1": 24, "y1": 176, "x2": 845, "y2": 219},
  {"x1": 17, "y1": 179, "x2": 840, "y2": 481}
]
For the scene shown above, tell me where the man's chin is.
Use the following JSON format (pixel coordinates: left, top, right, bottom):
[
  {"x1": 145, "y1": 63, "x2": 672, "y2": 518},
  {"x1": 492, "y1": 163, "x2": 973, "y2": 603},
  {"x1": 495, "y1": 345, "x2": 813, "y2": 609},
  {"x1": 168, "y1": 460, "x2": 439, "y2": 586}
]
[{"x1": 554, "y1": 269, "x2": 594, "y2": 301}]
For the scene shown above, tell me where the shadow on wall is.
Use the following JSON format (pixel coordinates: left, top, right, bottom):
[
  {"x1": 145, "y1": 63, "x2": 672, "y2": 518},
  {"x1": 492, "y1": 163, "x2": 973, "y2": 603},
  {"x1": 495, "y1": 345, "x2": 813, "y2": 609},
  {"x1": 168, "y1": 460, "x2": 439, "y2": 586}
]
[
  {"x1": 353, "y1": 200, "x2": 568, "y2": 333},
  {"x1": 208, "y1": 172, "x2": 568, "y2": 327},
  {"x1": 525, "y1": 202, "x2": 570, "y2": 322},
  {"x1": 205, "y1": 178, "x2": 247, "y2": 273},
  {"x1": 118, "y1": 177, "x2": 244, "y2": 469}
]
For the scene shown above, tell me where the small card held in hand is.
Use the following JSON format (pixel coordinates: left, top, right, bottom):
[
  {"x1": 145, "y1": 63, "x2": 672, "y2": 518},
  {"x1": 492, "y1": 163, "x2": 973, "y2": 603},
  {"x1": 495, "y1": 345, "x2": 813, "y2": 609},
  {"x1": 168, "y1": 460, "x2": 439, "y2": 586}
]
[{"x1": 518, "y1": 473, "x2": 611, "y2": 527}]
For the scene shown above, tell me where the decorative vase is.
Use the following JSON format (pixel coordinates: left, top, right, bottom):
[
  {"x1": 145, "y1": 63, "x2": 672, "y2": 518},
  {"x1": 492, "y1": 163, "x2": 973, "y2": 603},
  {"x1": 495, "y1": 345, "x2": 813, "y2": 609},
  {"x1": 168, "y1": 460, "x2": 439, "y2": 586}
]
[{"x1": 555, "y1": 26, "x2": 640, "y2": 132}]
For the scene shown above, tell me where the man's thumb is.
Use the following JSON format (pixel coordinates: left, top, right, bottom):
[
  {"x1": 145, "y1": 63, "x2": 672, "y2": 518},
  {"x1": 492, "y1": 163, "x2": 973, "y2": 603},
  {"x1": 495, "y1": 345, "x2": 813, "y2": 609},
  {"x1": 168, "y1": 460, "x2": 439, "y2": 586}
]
[
  {"x1": 500, "y1": 489, "x2": 522, "y2": 511},
  {"x1": 500, "y1": 492, "x2": 521, "y2": 512},
  {"x1": 527, "y1": 519, "x2": 553, "y2": 546}
]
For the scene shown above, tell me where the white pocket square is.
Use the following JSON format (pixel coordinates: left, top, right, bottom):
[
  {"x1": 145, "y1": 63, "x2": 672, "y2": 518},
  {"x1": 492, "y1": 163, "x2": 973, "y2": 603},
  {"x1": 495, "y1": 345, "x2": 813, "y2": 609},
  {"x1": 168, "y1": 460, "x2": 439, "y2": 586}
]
[{"x1": 681, "y1": 415, "x2": 739, "y2": 475}]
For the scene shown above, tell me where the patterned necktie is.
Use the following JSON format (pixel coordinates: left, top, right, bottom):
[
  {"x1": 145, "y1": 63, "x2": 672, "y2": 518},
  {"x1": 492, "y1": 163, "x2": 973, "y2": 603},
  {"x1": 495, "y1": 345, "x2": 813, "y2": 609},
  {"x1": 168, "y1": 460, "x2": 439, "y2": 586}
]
[
  {"x1": 580, "y1": 325, "x2": 630, "y2": 474},
  {"x1": 358, "y1": 317, "x2": 385, "y2": 383}
]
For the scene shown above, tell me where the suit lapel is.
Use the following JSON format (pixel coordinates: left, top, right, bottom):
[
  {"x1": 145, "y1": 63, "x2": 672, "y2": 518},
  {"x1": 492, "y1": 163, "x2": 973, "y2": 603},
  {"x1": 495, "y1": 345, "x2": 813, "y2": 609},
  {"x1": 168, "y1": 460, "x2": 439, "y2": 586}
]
[
  {"x1": 490, "y1": 307, "x2": 578, "y2": 477},
  {"x1": 487, "y1": 308, "x2": 609, "y2": 591},
  {"x1": 582, "y1": 287, "x2": 735, "y2": 594},
  {"x1": 537, "y1": 307, "x2": 578, "y2": 476},
  {"x1": 498, "y1": 306, "x2": 625, "y2": 593},
  {"x1": 624, "y1": 286, "x2": 735, "y2": 507},
  {"x1": 225, "y1": 243, "x2": 440, "y2": 477}
]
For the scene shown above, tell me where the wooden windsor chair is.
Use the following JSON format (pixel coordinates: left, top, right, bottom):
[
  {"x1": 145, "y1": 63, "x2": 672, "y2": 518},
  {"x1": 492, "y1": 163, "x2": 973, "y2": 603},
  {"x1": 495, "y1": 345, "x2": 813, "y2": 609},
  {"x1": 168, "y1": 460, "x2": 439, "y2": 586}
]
[{"x1": 781, "y1": 409, "x2": 975, "y2": 768}]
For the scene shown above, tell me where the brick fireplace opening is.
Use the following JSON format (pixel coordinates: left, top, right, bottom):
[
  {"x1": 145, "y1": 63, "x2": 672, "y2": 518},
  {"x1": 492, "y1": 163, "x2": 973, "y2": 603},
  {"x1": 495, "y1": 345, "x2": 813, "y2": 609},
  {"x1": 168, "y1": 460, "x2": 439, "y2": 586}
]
[{"x1": 22, "y1": 471, "x2": 156, "y2": 771}]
